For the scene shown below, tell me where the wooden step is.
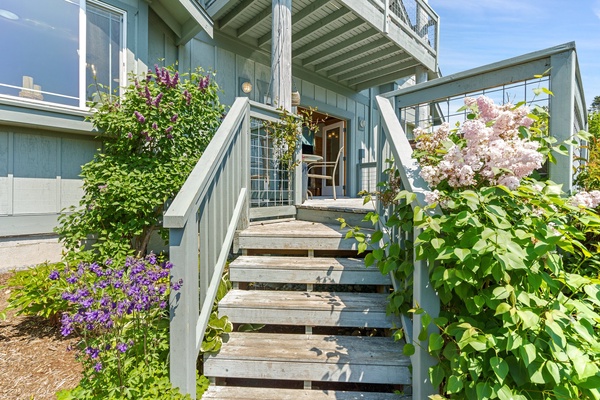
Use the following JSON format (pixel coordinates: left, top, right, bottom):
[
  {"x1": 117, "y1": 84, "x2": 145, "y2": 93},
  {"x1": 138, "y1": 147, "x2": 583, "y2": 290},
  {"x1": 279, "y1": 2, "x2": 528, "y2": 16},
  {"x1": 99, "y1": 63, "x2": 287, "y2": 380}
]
[
  {"x1": 296, "y1": 204, "x2": 373, "y2": 229},
  {"x1": 204, "y1": 332, "x2": 411, "y2": 385},
  {"x1": 229, "y1": 256, "x2": 391, "y2": 285},
  {"x1": 220, "y1": 290, "x2": 397, "y2": 328},
  {"x1": 202, "y1": 386, "x2": 409, "y2": 399},
  {"x1": 234, "y1": 220, "x2": 369, "y2": 252}
]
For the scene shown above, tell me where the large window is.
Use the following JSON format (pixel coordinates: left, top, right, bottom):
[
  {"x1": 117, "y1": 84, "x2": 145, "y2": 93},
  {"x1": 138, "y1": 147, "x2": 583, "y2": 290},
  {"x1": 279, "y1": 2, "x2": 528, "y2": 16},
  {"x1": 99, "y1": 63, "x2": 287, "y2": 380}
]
[{"x1": 0, "y1": 0, "x2": 125, "y2": 108}]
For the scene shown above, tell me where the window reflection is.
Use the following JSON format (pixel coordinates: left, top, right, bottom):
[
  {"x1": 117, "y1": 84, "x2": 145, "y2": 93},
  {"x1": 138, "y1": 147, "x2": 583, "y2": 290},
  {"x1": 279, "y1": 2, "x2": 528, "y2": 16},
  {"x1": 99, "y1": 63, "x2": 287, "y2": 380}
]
[{"x1": 0, "y1": 0, "x2": 124, "y2": 108}]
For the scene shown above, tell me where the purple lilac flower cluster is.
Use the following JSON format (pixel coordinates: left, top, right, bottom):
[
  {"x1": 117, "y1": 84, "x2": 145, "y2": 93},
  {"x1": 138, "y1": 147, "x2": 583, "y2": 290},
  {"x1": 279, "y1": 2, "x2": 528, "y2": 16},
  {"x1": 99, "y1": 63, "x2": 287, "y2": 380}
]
[
  {"x1": 154, "y1": 64, "x2": 179, "y2": 88},
  {"x1": 50, "y1": 254, "x2": 182, "y2": 370}
]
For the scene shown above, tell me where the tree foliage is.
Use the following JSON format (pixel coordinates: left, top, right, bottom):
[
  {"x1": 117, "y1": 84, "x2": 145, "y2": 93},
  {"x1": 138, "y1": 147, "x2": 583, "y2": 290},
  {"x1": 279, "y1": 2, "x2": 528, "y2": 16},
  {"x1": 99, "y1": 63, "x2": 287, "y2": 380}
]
[{"x1": 56, "y1": 65, "x2": 224, "y2": 263}]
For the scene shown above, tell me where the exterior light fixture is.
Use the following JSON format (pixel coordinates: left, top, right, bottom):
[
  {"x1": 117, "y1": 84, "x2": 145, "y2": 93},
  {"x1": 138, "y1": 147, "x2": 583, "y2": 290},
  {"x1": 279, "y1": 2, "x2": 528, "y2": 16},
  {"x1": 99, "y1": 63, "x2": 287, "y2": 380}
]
[{"x1": 241, "y1": 81, "x2": 252, "y2": 94}]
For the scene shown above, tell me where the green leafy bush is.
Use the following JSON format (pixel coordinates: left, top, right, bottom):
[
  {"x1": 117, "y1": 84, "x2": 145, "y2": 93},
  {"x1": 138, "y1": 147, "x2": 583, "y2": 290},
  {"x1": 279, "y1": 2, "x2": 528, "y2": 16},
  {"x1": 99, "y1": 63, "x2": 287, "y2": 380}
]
[
  {"x1": 56, "y1": 65, "x2": 225, "y2": 263},
  {"x1": 576, "y1": 110, "x2": 600, "y2": 190},
  {"x1": 345, "y1": 95, "x2": 600, "y2": 398},
  {"x1": 1, "y1": 262, "x2": 69, "y2": 322}
]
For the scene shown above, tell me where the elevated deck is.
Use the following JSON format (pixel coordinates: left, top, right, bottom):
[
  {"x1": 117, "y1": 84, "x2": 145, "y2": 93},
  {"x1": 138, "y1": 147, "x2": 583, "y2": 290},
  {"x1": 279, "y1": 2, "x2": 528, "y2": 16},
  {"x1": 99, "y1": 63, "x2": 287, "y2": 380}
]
[{"x1": 205, "y1": 0, "x2": 439, "y2": 90}]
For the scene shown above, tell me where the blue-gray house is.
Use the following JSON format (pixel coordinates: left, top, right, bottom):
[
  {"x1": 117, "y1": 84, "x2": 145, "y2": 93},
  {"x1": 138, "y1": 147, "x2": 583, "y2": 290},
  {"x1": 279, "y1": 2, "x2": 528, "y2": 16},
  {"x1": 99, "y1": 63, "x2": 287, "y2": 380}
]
[{"x1": 0, "y1": 0, "x2": 588, "y2": 398}]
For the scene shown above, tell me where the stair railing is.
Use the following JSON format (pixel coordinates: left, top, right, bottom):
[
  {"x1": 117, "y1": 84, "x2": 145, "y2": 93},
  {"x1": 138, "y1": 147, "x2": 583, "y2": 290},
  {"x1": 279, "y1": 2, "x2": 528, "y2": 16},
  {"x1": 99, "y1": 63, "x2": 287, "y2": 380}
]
[
  {"x1": 164, "y1": 97, "x2": 302, "y2": 398},
  {"x1": 375, "y1": 95, "x2": 440, "y2": 399},
  {"x1": 164, "y1": 97, "x2": 250, "y2": 397}
]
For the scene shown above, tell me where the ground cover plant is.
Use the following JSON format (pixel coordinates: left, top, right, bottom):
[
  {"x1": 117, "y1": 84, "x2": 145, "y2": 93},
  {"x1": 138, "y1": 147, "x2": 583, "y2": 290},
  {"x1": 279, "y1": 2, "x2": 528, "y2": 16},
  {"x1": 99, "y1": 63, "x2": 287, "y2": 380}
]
[
  {"x1": 345, "y1": 94, "x2": 600, "y2": 399},
  {"x1": 51, "y1": 254, "x2": 202, "y2": 399}
]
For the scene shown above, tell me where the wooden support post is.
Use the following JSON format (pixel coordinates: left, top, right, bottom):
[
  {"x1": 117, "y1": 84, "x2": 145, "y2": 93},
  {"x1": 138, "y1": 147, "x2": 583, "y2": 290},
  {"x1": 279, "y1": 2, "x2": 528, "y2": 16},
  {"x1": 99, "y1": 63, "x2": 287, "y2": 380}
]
[
  {"x1": 271, "y1": 0, "x2": 292, "y2": 111},
  {"x1": 169, "y1": 219, "x2": 200, "y2": 398},
  {"x1": 411, "y1": 227, "x2": 439, "y2": 399},
  {"x1": 549, "y1": 51, "x2": 576, "y2": 192}
]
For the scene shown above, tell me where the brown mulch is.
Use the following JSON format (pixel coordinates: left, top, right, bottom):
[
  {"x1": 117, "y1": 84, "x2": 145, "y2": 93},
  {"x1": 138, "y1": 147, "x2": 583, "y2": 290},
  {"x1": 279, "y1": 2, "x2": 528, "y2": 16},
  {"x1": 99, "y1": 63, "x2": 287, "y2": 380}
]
[{"x1": 0, "y1": 272, "x2": 82, "y2": 400}]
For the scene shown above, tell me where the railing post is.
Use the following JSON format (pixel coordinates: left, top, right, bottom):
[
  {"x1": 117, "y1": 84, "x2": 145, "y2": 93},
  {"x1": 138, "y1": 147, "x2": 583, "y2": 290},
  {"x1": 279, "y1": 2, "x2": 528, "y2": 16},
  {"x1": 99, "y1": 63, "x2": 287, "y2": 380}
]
[
  {"x1": 411, "y1": 226, "x2": 440, "y2": 399},
  {"x1": 239, "y1": 103, "x2": 251, "y2": 229},
  {"x1": 294, "y1": 144, "x2": 303, "y2": 205},
  {"x1": 549, "y1": 50, "x2": 576, "y2": 193},
  {"x1": 169, "y1": 217, "x2": 200, "y2": 398}
]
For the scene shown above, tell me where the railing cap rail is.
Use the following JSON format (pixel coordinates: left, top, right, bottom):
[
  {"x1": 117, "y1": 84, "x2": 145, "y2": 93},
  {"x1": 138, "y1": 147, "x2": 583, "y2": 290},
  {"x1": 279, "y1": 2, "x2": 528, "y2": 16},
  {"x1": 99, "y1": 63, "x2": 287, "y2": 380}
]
[{"x1": 381, "y1": 42, "x2": 578, "y2": 102}]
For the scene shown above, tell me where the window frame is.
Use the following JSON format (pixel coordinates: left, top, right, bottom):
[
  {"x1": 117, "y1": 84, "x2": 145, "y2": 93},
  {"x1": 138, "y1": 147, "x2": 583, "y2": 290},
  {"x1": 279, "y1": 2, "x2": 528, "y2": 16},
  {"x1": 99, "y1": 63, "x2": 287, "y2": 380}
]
[{"x1": 82, "y1": 0, "x2": 128, "y2": 108}]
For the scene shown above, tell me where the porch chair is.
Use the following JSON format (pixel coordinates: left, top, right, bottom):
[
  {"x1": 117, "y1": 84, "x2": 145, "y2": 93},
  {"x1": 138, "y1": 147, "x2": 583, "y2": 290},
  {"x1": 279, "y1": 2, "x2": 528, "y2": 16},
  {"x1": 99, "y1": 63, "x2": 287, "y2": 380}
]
[{"x1": 307, "y1": 146, "x2": 344, "y2": 200}]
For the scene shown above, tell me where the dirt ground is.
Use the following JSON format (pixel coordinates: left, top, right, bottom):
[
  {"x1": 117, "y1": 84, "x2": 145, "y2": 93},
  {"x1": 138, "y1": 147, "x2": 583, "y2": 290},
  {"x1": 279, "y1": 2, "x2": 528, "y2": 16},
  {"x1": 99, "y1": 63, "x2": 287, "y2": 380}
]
[{"x1": 0, "y1": 272, "x2": 82, "y2": 400}]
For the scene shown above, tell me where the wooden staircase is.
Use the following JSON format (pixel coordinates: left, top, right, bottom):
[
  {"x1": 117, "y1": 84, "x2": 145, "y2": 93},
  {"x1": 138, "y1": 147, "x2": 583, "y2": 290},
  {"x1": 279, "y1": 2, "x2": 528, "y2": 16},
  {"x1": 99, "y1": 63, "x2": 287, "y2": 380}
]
[{"x1": 202, "y1": 209, "x2": 412, "y2": 399}]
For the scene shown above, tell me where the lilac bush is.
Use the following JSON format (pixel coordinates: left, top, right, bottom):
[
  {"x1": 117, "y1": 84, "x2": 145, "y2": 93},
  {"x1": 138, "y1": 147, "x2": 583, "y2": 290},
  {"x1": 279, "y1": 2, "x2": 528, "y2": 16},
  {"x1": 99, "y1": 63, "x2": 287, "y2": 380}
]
[
  {"x1": 56, "y1": 64, "x2": 225, "y2": 263},
  {"x1": 52, "y1": 254, "x2": 186, "y2": 399}
]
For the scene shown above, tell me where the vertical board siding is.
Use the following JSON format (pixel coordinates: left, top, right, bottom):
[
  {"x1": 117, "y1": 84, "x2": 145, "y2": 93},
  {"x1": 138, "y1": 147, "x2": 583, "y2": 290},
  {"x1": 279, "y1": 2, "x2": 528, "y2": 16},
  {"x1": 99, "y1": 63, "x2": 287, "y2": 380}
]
[
  {"x1": 216, "y1": 47, "x2": 237, "y2": 105},
  {"x1": 0, "y1": 127, "x2": 98, "y2": 232},
  {"x1": 148, "y1": 9, "x2": 178, "y2": 68},
  {"x1": 0, "y1": 132, "x2": 9, "y2": 215}
]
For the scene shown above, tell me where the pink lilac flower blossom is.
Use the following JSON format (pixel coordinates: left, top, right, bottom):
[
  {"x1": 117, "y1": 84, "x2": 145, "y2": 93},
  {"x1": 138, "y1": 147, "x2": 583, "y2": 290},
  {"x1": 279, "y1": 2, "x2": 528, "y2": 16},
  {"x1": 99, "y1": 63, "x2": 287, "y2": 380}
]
[
  {"x1": 416, "y1": 96, "x2": 542, "y2": 190},
  {"x1": 569, "y1": 190, "x2": 600, "y2": 209}
]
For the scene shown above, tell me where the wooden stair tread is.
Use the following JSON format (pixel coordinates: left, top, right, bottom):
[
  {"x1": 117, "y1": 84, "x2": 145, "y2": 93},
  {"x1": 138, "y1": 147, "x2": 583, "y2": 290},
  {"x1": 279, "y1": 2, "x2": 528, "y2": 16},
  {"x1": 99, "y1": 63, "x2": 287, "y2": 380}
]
[
  {"x1": 241, "y1": 220, "x2": 350, "y2": 237},
  {"x1": 231, "y1": 256, "x2": 368, "y2": 270},
  {"x1": 229, "y1": 256, "x2": 390, "y2": 285},
  {"x1": 222, "y1": 290, "x2": 390, "y2": 309},
  {"x1": 206, "y1": 332, "x2": 408, "y2": 365},
  {"x1": 235, "y1": 220, "x2": 371, "y2": 251},
  {"x1": 220, "y1": 290, "x2": 395, "y2": 327},
  {"x1": 204, "y1": 333, "x2": 410, "y2": 384},
  {"x1": 202, "y1": 386, "x2": 408, "y2": 399}
]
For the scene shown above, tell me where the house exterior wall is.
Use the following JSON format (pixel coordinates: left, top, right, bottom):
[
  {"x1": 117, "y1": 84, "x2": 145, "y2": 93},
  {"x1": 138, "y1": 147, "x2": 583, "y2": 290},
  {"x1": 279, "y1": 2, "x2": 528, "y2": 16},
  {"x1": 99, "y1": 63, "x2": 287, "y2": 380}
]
[{"x1": 1, "y1": 3, "x2": 387, "y2": 268}]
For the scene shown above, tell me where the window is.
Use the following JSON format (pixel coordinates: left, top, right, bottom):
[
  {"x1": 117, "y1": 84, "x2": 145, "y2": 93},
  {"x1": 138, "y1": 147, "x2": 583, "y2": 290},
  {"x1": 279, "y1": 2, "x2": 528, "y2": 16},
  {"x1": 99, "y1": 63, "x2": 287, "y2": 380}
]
[{"x1": 0, "y1": 0, "x2": 126, "y2": 108}]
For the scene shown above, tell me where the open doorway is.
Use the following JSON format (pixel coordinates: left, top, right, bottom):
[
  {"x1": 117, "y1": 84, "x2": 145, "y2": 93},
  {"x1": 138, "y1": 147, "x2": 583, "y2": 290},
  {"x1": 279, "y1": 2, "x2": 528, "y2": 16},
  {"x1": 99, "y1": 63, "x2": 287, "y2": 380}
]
[{"x1": 299, "y1": 108, "x2": 346, "y2": 198}]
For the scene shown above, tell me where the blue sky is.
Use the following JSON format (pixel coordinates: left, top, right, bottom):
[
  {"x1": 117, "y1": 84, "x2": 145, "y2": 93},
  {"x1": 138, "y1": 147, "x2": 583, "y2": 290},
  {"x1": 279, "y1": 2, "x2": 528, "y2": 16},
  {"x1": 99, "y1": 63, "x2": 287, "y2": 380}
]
[{"x1": 428, "y1": 0, "x2": 600, "y2": 109}]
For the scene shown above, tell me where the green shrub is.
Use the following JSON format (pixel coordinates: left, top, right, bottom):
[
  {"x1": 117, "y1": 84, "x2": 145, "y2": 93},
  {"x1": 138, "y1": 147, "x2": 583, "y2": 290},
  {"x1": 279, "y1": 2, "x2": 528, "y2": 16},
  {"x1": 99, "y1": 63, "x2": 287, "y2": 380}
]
[
  {"x1": 1, "y1": 262, "x2": 70, "y2": 321},
  {"x1": 56, "y1": 65, "x2": 225, "y2": 263},
  {"x1": 344, "y1": 95, "x2": 600, "y2": 398}
]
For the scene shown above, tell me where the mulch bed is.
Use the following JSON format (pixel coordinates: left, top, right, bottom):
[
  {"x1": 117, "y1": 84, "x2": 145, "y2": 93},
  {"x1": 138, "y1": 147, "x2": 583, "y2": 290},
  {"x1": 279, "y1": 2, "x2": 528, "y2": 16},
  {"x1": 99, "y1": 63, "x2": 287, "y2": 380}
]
[{"x1": 0, "y1": 272, "x2": 82, "y2": 399}]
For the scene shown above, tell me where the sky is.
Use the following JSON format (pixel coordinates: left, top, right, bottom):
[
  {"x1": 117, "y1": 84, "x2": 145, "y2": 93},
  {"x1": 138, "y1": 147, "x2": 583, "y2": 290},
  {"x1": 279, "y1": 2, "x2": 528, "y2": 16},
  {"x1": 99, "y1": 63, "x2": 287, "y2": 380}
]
[{"x1": 428, "y1": 0, "x2": 600, "y2": 109}]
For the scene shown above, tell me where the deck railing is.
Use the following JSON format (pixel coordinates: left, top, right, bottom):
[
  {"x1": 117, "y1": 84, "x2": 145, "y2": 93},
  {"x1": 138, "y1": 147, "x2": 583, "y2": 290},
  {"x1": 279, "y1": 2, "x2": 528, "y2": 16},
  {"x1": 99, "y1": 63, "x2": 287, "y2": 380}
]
[
  {"x1": 367, "y1": 0, "x2": 439, "y2": 57},
  {"x1": 164, "y1": 97, "x2": 301, "y2": 397}
]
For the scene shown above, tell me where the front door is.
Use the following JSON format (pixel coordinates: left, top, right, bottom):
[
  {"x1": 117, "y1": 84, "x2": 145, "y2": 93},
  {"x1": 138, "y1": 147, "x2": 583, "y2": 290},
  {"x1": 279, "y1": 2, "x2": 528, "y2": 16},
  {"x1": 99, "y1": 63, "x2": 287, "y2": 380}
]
[{"x1": 320, "y1": 121, "x2": 344, "y2": 197}]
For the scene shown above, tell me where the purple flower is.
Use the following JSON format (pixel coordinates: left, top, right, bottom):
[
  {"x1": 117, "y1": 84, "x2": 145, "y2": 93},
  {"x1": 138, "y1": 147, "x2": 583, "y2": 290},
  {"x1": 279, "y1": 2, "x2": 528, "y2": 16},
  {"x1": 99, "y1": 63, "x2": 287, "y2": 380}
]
[
  {"x1": 86, "y1": 346, "x2": 100, "y2": 359},
  {"x1": 152, "y1": 122, "x2": 158, "y2": 130},
  {"x1": 66, "y1": 275, "x2": 78, "y2": 284},
  {"x1": 145, "y1": 86, "x2": 152, "y2": 105},
  {"x1": 116, "y1": 342, "x2": 128, "y2": 353},
  {"x1": 49, "y1": 270, "x2": 60, "y2": 280},
  {"x1": 94, "y1": 362, "x2": 102, "y2": 372},
  {"x1": 134, "y1": 111, "x2": 146, "y2": 124},
  {"x1": 198, "y1": 75, "x2": 210, "y2": 90},
  {"x1": 171, "y1": 114, "x2": 178, "y2": 122},
  {"x1": 172, "y1": 279, "x2": 183, "y2": 291},
  {"x1": 126, "y1": 132, "x2": 133, "y2": 139},
  {"x1": 153, "y1": 92, "x2": 164, "y2": 107}
]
